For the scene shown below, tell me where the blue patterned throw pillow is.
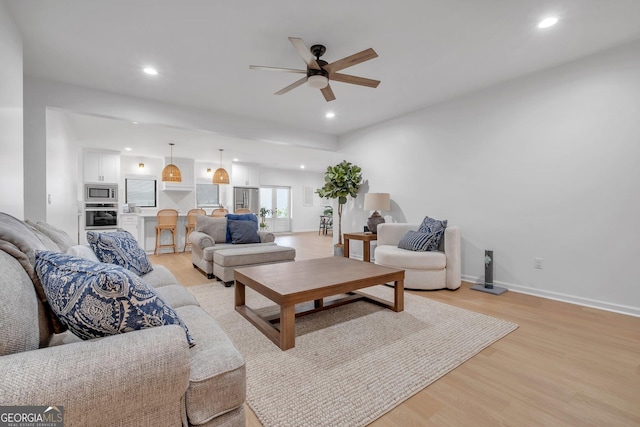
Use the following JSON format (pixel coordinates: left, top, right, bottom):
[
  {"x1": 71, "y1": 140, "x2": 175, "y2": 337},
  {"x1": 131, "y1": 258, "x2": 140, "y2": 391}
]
[
  {"x1": 417, "y1": 216, "x2": 448, "y2": 251},
  {"x1": 398, "y1": 230, "x2": 438, "y2": 252},
  {"x1": 87, "y1": 230, "x2": 153, "y2": 276},
  {"x1": 34, "y1": 251, "x2": 194, "y2": 346}
]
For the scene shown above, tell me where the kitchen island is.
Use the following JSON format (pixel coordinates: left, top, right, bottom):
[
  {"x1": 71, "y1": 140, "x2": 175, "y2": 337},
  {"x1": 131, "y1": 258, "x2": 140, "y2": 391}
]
[{"x1": 121, "y1": 212, "x2": 189, "y2": 254}]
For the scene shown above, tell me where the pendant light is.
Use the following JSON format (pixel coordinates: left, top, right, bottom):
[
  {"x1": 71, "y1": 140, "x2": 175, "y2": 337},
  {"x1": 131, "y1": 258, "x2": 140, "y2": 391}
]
[
  {"x1": 162, "y1": 143, "x2": 182, "y2": 182},
  {"x1": 213, "y1": 148, "x2": 230, "y2": 184}
]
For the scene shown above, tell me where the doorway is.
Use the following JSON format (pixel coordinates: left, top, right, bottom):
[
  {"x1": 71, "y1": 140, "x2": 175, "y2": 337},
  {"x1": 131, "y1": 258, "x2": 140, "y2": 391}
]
[{"x1": 259, "y1": 186, "x2": 291, "y2": 232}]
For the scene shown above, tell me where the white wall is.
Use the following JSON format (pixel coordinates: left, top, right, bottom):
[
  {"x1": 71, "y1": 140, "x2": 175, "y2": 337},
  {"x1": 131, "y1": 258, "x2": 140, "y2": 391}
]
[
  {"x1": 45, "y1": 109, "x2": 81, "y2": 241},
  {"x1": 339, "y1": 40, "x2": 640, "y2": 316},
  {"x1": 0, "y1": 1, "x2": 24, "y2": 218}
]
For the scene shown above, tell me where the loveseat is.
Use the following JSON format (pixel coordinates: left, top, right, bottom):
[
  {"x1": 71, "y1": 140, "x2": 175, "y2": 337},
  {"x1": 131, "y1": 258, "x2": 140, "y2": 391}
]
[
  {"x1": 0, "y1": 212, "x2": 246, "y2": 426},
  {"x1": 190, "y1": 214, "x2": 279, "y2": 281},
  {"x1": 374, "y1": 223, "x2": 461, "y2": 290}
]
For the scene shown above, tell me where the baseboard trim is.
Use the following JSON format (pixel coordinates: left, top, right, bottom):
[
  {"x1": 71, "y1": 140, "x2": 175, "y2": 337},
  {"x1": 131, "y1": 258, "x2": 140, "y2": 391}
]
[{"x1": 461, "y1": 275, "x2": 640, "y2": 318}]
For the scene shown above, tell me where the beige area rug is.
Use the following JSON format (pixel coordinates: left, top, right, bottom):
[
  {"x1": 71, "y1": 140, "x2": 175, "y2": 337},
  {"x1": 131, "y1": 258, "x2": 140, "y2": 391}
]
[{"x1": 188, "y1": 284, "x2": 518, "y2": 427}]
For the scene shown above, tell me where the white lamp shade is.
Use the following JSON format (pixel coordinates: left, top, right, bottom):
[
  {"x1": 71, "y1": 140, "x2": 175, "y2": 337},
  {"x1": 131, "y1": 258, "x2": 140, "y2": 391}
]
[
  {"x1": 364, "y1": 193, "x2": 390, "y2": 211},
  {"x1": 307, "y1": 75, "x2": 329, "y2": 89}
]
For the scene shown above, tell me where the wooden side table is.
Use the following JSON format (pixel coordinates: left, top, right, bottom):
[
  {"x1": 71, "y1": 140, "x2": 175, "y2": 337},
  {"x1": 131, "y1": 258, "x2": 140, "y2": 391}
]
[{"x1": 343, "y1": 232, "x2": 378, "y2": 262}]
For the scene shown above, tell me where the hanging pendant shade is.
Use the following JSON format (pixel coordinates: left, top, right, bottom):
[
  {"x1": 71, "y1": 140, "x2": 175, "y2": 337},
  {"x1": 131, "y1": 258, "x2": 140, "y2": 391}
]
[
  {"x1": 213, "y1": 149, "x2": 230, "y2": 184},
  {"x1": 162, "y1": 143, "x2": 182, "y2": 182}
]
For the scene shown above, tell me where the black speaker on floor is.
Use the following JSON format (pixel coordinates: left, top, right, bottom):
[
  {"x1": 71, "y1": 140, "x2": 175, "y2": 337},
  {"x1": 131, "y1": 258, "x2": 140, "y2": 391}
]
[{"x1": 471, "y1": 250, "x2": 507, "y2": 295}]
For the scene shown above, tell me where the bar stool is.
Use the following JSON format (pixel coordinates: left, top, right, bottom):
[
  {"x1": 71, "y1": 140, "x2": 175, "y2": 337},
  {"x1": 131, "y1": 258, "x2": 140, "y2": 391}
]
[
  {"x1": 154, "y1": 209, "x2": 178, "y2": 255},
  {"x1": 184, "y1": 208, "x2": 206, "y2": 252},
  {"x1": 211, "y1": 208, "x2": 229, "y2": 217}
]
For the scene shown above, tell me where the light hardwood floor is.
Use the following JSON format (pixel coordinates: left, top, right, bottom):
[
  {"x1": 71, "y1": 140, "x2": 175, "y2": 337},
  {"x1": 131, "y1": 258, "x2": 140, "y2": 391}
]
[{"x1": 151, "y1": 232, "x2": 640, "y2": 427}]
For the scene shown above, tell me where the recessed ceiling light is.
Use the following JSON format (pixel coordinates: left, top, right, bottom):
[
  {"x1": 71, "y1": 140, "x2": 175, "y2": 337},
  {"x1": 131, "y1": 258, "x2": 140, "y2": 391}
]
[
  {"x1": 537, "y1": 16, "x2": 559, "y2": 29},
  {"x1": 325, "y1": 112, "x2": 335, "y2": 119},
  {"x1": 300, "y1": 165, "x2": 305, "y2": 169},
  {"x1": 124, "y1": 147, "x2": 132, "y2": 151},
  {"x1": 233, "y1": 158, "x2": 239, "y2": 162},
  {"x1": 143, "y1": 67, "x2": 158, "y2": 75},
  {"x1": 132, "y1": 121, "x2": 138, "y2": 125}
]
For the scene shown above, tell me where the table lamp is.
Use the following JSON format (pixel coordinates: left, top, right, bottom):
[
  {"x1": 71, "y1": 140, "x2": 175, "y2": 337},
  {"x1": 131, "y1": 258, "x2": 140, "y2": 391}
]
[{"x1": 364, "y1": 193, "x2": 390, "y2": 234}]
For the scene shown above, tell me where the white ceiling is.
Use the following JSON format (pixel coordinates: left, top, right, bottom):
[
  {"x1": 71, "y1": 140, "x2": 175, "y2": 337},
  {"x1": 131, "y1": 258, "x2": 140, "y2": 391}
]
[
  {"x1": 7, "y1": 0, "x2": 640, "y2": 170},
  {"x1": 63, "y1": 112, "x2": 337, "y2": 173}
]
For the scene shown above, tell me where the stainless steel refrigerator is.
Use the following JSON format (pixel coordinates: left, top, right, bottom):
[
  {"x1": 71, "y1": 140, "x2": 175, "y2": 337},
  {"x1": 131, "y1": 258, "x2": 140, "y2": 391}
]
[{"x1": 233, "y1": 187, "x2": 259, "y2": 213}]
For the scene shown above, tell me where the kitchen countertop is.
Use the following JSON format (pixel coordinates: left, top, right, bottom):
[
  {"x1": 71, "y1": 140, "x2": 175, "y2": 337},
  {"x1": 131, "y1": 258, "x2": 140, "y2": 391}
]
[
  {"x1": 138, "y1": 212, "x2": 188, "y2": 217},
  {"x1": 122, "y1": 212, "x2": 189, "y2": 217}
]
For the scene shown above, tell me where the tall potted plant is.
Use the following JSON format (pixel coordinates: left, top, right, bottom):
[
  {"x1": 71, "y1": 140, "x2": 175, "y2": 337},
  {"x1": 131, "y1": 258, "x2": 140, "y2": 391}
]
[{"x1": 316, "y1": 160, "x2": 363, "y2": 254}]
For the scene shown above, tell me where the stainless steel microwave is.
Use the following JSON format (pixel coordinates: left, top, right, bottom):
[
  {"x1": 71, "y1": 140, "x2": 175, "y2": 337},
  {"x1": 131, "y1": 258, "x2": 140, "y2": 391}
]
[{"x1": 85, "y1": 184, "x2": 118, "y2": 202}]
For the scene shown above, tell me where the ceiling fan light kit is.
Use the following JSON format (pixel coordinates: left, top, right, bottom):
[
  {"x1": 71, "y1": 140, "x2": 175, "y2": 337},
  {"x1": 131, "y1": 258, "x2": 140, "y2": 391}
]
[
  {"x1": 307, "y1": 75, "x2": 329, "y2": 89},
  {"x1": 250, "y1": 37, "x2": 380, "y2": 102}
]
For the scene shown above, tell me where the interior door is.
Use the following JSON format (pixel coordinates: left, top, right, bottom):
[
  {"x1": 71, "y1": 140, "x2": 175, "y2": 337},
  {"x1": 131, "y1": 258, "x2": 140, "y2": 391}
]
[{"x1": 259, "y1": 186, "x2": 291, "y2": 232}]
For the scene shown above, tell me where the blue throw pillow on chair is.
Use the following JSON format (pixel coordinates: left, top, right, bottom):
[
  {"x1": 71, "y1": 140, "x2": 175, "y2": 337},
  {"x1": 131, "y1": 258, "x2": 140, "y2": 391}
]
[
  {"x1": 34, "y1": 251, "x2": 194, "y2": 346},
  {"x1": 418, "y1": 216, "x2": 448, "y2": 251},
  {"x1": 87, "y1": 230, "x2": 153, "y2": 276},
  {"x1": 398, "y1": 230, "x2": 438, "y2": 252},
  {"x1": 228, "y1": 220, "x2": 261, "y2": 244},
  {"x1": 224, "y1": 213, "x2": 258, "y2": 243}
]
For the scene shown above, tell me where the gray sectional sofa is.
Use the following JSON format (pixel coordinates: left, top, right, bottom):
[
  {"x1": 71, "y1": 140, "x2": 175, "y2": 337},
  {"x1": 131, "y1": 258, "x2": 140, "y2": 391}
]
[{"x1": 0, "y1": 212, "x2": 246, "y2": 426}]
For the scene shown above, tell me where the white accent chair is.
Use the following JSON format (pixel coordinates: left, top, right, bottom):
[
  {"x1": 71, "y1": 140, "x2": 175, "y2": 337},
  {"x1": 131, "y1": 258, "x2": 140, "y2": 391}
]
[{"x1": 374, "y1": 223, "x2": 461, "y2": 290}]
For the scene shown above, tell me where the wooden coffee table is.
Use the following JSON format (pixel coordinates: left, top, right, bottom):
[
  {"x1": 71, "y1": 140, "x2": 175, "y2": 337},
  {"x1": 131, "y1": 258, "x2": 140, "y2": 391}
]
[{"x1": 234, "y1": 257, "x2": 405, "y2": 350}]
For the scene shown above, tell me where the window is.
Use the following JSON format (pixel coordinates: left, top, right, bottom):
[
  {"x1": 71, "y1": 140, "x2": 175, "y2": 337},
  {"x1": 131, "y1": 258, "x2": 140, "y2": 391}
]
[
  {"x1": 196, "y1": 183, "x2": 220, "y2": 207},
  {"x1": 125, "y1": 178, "x2": 156, "y2": 207}
]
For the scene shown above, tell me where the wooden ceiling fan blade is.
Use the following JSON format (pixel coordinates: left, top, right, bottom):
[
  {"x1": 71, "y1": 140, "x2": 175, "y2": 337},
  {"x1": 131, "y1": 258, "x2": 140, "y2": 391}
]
[
  {"x1": 321, "y1": 84, "x2": 336, "y2": 102},
  {"x1": 331, "y1": 73, "x2": 380, "y2": 88},
  {"x1": 324, "y1": 48, "x2": 378, "y2": 73},
  {"x1": 275, "y1": 76, "x2": 307, "y2": 95},
  {"x1": 250, "y1": 65, "x2": 306, "y2": 74},
  {"x1": 288, "y1": 37, "x2": 321, "y2": 70}
]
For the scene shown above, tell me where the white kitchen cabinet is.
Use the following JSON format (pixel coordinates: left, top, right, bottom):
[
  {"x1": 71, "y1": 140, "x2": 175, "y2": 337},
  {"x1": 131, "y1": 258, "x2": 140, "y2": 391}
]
[
  {"x1": 83, "y1": 151, "x2": 120, "y2": 183},
  {"x1": 232, "y1": 164, "x2": 259, "y2": 187},
  {"x1": 162, "y1": 157, "x2": 195, "y2": 191},
  {"x1": 119, "y1": 214, "x2": 141, "y2": 242}
]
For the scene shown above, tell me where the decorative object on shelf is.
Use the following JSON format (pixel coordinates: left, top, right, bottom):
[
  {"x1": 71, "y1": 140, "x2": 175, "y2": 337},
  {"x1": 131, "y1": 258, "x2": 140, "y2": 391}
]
[
  {"x1": 316, "y1": 160, "x2": 363, "y2": 254},
  {"x1": 363, "y1": 192, "x2": 390, "y2": 234},
  {"x1": 258, "y1": 207, "x2": 272, "y2": 229},
  {"x1": 161, "y1": 143, "x2": 182, "y2": 182},
  {"x1": 138, "y1": 163, "x2": 145, "y2": 169},
  {"x1": 471, "y1": 250, "x2": 507, "y2": 295},
  {"x1": 213, "y1": 149, "x2": 230, "y2": 184},
  {"x1": 206, "y1": 168, "x2": 212, "y2": 174}
]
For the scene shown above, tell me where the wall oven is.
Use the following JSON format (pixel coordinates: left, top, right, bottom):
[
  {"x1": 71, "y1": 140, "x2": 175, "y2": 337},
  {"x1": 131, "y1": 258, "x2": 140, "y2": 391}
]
[
  {"x1": 85, "y1": 184, "x2": 118, "y2": 203},
  {"x1": 85, "y1": 203, "x2": 118, "y2": 230}
]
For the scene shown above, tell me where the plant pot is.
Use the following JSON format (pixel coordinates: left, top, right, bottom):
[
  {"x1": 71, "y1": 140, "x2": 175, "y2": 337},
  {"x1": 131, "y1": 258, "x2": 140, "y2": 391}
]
[{"x1": 333, "y1": 244, "x2": 344, "y2": 257}]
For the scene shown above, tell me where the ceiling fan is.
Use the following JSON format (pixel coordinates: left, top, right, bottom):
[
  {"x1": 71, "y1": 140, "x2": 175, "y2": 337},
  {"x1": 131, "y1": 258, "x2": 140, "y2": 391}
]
[{"x1": 250, "y1": 37, "x2": 380, "y2": 102}]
